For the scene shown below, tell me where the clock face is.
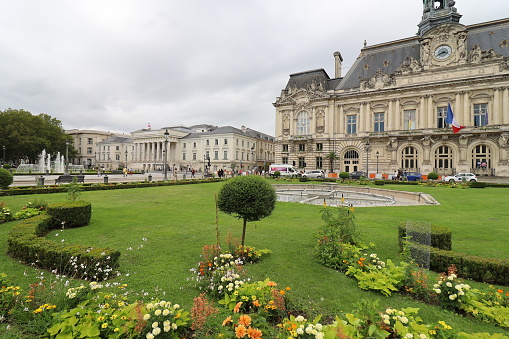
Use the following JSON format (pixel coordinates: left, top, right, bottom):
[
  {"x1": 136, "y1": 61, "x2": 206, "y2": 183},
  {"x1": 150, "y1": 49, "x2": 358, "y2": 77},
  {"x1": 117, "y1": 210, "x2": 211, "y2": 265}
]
[{"x1": 434, "y1": 45, "x2": 452, "y2": 60}]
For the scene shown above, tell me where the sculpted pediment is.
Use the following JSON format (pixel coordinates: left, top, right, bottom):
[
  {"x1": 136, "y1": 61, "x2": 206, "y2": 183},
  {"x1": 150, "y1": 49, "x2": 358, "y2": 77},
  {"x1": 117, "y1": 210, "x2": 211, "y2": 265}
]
[
  {"x1": 360, "y1": 69, "x2": 396, "y2": 90},
  {"x1": 275, "y1": 82, "x2": 328, "y2": 106}
]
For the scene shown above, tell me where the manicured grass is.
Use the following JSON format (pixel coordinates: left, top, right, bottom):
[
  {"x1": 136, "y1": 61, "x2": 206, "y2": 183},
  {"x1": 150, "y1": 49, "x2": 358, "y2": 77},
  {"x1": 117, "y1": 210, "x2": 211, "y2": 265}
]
[{"x1": 0, "y1": 182, "x2": 508, "y2": 335}]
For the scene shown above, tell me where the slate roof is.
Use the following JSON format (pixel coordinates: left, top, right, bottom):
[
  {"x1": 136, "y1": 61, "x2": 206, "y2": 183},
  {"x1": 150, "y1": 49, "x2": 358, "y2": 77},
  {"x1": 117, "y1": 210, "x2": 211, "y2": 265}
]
[
  {"x1": 182, "y1": 125, "x2": 274, "y2": 141},
  {"x1": 97, "y1": 136, "x2": 133, "y2": 144}
]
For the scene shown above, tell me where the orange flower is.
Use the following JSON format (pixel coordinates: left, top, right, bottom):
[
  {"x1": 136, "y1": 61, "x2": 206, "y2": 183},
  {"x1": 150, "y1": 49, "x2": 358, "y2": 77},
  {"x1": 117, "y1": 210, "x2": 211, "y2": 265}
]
[
  {"x1": 247, "y1": 327, "x2": 263, "y2": 339},
  {"x1": 233, "y1": 302, "x2": 243, "y2": 313},
  {"x1": 286, "y1": 287, "x2": 291, "y2": 291},
  {"x1": 252, "y1": 299, "x2": 260, "y2": 307},
  {"x1": 235, "y1": 324, "x2": 247, "y2": 338},
  {"x1": 267, "y1": 281, "x2": 277, "y2": 287},
  {"x1": 239, "y1": 314, "x2": 252, "y2": 327},
  {"x1": 497, "y1": 289, "x2": 504, "y2": 294},
  {"x1": 222, "y1": 316, "x2": 232, "y2": 326}
]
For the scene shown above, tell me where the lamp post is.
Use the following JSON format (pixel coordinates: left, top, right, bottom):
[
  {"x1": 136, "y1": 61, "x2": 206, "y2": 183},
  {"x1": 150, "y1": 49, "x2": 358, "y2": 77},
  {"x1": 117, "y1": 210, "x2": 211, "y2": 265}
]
[
  {"x1": 125, "y1": 149, "x2": 128, "y2": 168},
  {"x1": 2, "y1": 145, "x2": 5, "y2": 164},
  {"x1": 376, "y1": 151, "x2": 380, "y2": 175},
  {"x1": 164, "y1": 129, "x2": 169, "y2": 180},
  {"x1": 65, "y1": 140, "x2": 70, "y2": 175},
  {"x1": 365, "y1": 142, "x2": 370, "y2": 178}
]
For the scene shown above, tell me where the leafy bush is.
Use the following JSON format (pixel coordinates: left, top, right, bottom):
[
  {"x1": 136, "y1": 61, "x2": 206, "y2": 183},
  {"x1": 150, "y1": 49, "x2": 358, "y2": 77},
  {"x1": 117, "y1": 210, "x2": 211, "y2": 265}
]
[
  {"x1": 398, "y1": 221, "x2": 452, "y2": 251},
  {"x1": 0, "y1": 168, "x2": 13, "y2": 189},
  {"x1": 428, "y1": 172, "x2": 439, "y2": 180},
  {"x1": 46, "y1": 201, "x2": 92, "y2": 227},
  {"x1": 298, "y1": 176, "x2": 308, "y2": 182},
  {"x1": 273, "y1": 170, "x2": 281, "y2": 178},
  {"x1": 469, "y1": 181, "x2": 486, "y2": 188},
  {"x1": 339, "y1": 172, "x2": 350, "y2": 180},
  {"x1": 374, "y1": 180, "x2": 385, "y2": 186}
]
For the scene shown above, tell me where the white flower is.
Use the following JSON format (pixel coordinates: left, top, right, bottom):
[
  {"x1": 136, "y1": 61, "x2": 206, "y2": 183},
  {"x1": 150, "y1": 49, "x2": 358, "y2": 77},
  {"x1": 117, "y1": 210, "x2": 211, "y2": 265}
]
[
  {"x1": 400, "y1": 316, "x2": 409, "y2": 324},
  {"x1": 316, "y1": 333, "x2": 324, "y2": 339},
  {"x1": 405, "y1": 333, "x2": 414, "y2": 339},
  {"x1": 163, "y1": 309, "x2": 170, "y2": 316},
  {"x1": 295, "y1": 315, "x2": 305, "y2": 322},
  {"x1": 449, "y1": 294, "x2": 457, "y2": 300},
  {"x1": 171, "y1": 323, "x2": 177, "y2": 330},
  {"x1": 315, "y1": 324, "x2": 323, "y2": 331},
  {"x1": 146, "y1": 333, "x2": 154, "y2": 339},
  {"x1": 154, "y1": 309, "x2": 161, "y2": 316},
  {"x1": 419, "y1": 334, "x2": 428, "y2": 339},
  {"x1": 384, "y1": 319, "x2": 390, "y2": 325},
  {"x1": 143, "y1": 314, "x2": 151, "y2": 321},
  {"x1": 385, "y1": 308, "x2": 393, "y2": 315},
  {"x1": 152, "y1": 322, "x2": 159, "y2": 329},
  {"x1": 446, "y1": 282, "x2": 452, "y2": 287},
  {"x1": 152, "y1": 327, "x2": 161, "y2": 336},
  {"x1": 296, "y1": 328, "x2": 304, "y2": 335},
  {"x1": 163, "y1": 326, "x2": 171, "y2": 332},
  {"x1": 433, "y1": 288, "x2": 441, "y2": 294}
]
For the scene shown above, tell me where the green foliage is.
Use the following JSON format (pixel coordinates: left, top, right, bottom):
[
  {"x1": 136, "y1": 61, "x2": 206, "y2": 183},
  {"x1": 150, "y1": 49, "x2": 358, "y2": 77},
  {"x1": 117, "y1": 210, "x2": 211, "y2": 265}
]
[
  {"x1": 13, "y1": 207, "x2": 41, "y2": 220},
  {"x1": 273, "y1": 170, "x2": 281, "y2": 178},
  {"x1": 46, "y1": 201, "x2": 91, "y2": 227},
  {"x1": 319, "y1": 205, "x2": 361, "y2": 246},
  {"x1": 428, "y1": 172, "x2": 439, "y2": 180},
  {"x1": 298, "y1": 176, "x2": 308, "y2": 182},
  {"x1": 346, "y1": 259, "x2": 408, "y2": 296},
  {"x1": 0, "y1": 168, "x2": 13, "y2": 189},
  {"x1": 0, "y1": 273, "x2": 21, "y2": 317},
  {"x1": 217, "y1": 176, "x2": 276, "y2": 246},
  {"x1": 0, "y1": 202, "x2": 13, "y2": 222},
  {"x1": 0, "y1": 109, "x2": 75, "y2": 163},
  {"x1": 2, "y1": 164, "x2": 11, "y2": 169},
  {"x1": 470, "y1": 181, "x2": 487, "y2": 188},
  {"x1": 398, "y1": 221, "x2": 452, "y2": 251},
  {"x1": 66, "y1": 178, "x2": 83, "y2": 201},
  {"x1": 325, "y1": 151, "x2": 339, "y2": 172},
  {"x1": 339, "y1": 171, "x2": 350, "y2": 180},
  {"x1": 374, "y1": 180, "x2": 385, "y2": 186}
]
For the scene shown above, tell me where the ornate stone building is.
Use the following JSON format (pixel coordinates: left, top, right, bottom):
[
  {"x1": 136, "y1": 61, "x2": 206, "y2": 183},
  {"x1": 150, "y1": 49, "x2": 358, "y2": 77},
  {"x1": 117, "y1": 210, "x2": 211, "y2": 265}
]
[{"x1": 274, "y1": 1, "x2": 509, "y2": 177}]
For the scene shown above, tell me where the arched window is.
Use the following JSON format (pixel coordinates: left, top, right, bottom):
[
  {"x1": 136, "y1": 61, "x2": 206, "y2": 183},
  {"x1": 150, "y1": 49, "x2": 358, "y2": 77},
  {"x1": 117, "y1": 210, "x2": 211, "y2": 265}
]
[
  {"x1": 296, "y1": 111, "x2": 310, "y2": 135},
  {"x1": 472, "y1": 145, "x2": 492, "y2": 169},
  {"x1": 435, "y1": 146, "x2": 452, "y2": 169},
  {"x1": 343, "y1": 149, "x2": 360, "y2": 172},
  {"x1": 401, "y1": 146, "x2": 418, "y2": 170}
]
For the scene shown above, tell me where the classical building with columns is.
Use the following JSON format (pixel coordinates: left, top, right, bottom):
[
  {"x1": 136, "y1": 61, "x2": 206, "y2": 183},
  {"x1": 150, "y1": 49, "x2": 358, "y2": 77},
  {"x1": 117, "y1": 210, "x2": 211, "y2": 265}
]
[
  {"x1": 130, "y1": 125, "x2": 275, "y2": 172},
  {"x1": 274, "y1": 1, "x2": 509, "y2": 177}
]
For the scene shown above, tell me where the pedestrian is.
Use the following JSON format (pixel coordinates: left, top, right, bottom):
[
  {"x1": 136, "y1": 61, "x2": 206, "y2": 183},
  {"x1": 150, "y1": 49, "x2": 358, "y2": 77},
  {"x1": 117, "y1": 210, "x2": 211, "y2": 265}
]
[
  {"x1": 191, "y1": 169, "x2": 195, "y2": 178},
  {"x1": 123, "y1": 167, "x2": 127, "y2": 177}
]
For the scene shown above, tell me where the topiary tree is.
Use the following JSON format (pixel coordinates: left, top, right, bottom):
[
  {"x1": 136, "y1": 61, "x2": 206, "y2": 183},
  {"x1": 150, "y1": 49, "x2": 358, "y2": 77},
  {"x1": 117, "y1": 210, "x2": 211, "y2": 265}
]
[
  {"x1": 339, "y1": 171, "x2": 350, "y2": 182},
  {"x1": 0, "y1": 168, "x2": 13, "y2": 189},
  {"x1": 427, "y1": 172, "x2": 439, "y2": 181},
  {"x1": 218, "y1": 176, "x2": 276, "y2": 247}
]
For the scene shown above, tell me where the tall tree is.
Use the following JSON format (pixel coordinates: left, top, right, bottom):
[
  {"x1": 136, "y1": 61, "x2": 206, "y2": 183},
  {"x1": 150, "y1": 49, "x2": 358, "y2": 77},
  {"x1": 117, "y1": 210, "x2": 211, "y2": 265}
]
[
  {"x1": 0, "y1": 108, "x2": 74, "y2": 164},
  {"x1": 325, "y1": 151, "x2": 339, "y2": 173}
]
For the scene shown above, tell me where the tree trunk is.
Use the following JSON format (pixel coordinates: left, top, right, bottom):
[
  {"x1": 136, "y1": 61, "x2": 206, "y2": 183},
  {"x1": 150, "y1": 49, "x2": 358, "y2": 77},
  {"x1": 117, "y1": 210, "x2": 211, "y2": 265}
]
[{"x1": 241, "y1": 218, "x2": 247, "y2": 247}]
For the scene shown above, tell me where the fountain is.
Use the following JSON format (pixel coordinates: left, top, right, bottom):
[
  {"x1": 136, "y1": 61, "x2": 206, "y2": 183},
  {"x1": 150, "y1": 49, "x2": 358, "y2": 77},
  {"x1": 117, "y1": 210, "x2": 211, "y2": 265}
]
[{"x1": 16, "y1": 150, "x2": 84, "y2": 174}]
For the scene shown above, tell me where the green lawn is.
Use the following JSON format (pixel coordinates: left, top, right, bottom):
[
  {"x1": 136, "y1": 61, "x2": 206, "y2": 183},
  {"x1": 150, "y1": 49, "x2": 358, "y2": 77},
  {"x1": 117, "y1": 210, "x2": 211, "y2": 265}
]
[{"x1": 0, "y1": 182, "x2": 508, "y2": 335}]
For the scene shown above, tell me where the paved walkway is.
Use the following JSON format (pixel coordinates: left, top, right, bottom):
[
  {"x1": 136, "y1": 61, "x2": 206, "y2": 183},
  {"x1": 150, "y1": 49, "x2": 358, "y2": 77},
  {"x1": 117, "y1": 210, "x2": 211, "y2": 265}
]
[{"x1": 11, "y1": 172, "x2": 206, "y2": 187}]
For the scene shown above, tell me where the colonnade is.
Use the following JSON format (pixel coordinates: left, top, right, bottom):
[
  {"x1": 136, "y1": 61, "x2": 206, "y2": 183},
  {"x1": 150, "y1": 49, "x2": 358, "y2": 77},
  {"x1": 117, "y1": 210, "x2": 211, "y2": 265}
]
[{"x1": 133, "y1": 141, "x2": 173, "y2": 163}]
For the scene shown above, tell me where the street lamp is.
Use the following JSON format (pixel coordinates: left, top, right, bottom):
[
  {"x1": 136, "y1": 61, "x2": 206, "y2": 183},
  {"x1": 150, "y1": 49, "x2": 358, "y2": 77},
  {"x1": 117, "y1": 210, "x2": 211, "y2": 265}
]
[
  {"x1": 365, "y1": 142, "x2": 370, "y2": 178},
  {"x1": 2, "y1": 145, "x2": 5, "y2": 164},
  {"x1": 65, "y1": 140, "x2": 70, "y2": 175},
  {"x1": 163, "y1": 129, "x2": 169, "y2": 180},
  {"x1": 376, "y1": 151, "x2": 380, "y2": 175},
  {"x1": 125, "y1": 150, "x2": 128, "y2": 168}
]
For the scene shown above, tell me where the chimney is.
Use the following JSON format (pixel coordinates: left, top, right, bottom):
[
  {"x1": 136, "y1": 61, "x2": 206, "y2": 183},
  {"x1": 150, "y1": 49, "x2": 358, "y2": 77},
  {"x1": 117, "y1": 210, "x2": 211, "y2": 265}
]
[{"x1": 334, "y1": 51, "x2": 343, "y2": 78}]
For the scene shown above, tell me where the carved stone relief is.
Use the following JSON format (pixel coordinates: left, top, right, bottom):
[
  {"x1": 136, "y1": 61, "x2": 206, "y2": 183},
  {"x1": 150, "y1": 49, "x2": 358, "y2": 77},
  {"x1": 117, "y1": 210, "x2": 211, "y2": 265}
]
[{"x1": 361, "y1": 69, "x2": 396, "y2": 90}]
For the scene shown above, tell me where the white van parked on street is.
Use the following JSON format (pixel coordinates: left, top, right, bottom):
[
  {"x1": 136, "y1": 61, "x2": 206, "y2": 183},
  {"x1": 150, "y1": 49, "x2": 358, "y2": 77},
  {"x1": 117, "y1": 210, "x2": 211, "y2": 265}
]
[{"x1": 269, "y1": 164, "x2": 299, "y2": 177}]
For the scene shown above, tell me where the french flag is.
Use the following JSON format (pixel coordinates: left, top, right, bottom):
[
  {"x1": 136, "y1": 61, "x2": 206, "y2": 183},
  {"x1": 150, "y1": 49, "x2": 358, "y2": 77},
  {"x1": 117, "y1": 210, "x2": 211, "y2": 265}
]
[{"x1": 446, "y1": 103, "x2": 465, "y2": 133}]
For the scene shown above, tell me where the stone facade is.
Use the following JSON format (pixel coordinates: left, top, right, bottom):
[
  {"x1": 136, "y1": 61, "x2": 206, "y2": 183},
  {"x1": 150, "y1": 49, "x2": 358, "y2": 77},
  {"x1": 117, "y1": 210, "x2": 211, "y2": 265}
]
[{"x1": 274, "y1": 3, "x2": 509, "y2": 177}]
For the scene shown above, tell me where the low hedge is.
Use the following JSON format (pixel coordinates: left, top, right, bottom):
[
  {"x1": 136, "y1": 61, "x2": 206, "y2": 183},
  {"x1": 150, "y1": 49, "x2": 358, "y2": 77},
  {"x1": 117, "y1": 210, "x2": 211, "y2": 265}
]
[
  {"x1": 7, "y1": 205, "x2": 119, "y2": 281},
  {"x1": 409, "y1": 243, "x2": 509, "y2": 285},
  {"x1": 469, "y1": 181, "x2": 486, "y2": 188},
  {"x1": 46, "y1": 201, "x2": 91, "y2": 227},
  {"x1": 398, "y1": 222, "x2": 452, "y2": 251},
  {"x1": 374, "y1": 180, "x2": 385, "y2": 186},
  {"x1": 0, "y1": 178, "x2": 221, "y2": 196}
]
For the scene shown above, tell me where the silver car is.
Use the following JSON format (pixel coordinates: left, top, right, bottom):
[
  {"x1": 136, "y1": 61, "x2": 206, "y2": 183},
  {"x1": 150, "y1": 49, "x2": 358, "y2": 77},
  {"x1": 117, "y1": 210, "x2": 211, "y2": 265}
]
[
  {"x1": 302, "y1": 170, "x2": 325, "y2": 178},
  {"x1": 443, "y1": 173, "x2": 477, "y2": 183}
]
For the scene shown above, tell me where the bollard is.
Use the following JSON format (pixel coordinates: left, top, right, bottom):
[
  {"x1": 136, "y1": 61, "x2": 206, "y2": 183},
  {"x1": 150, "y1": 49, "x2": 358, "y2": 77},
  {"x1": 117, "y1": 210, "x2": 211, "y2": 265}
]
[
  {"x1": 148, "y1": 174, "x2": 152, "y2": 182},
  {"x1": 183, "y1": 174, "x2": 186, "y2": 180},
  {"x1": 103, "y1": 175, "x2": 109, "y2": 184},
  {"x1": 36, "y1": 176, "x2": 45, "y2": 186}
]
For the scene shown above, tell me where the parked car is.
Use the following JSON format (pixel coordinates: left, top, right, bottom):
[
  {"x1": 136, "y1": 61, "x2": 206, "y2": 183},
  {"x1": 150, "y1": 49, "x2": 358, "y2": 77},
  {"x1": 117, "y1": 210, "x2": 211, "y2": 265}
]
[
  {"x1": 350, "y1": 171, "x2": 367, "y2": 179},
  {"x1": 403, "y1": 172, "x2": 422, "y2": 181},
  {"x1": 443, "y1": 173, "x2": 477, "y2": 183},
  {"x1": 301, "y1": 170, "x2": 325, "y2": 178}
]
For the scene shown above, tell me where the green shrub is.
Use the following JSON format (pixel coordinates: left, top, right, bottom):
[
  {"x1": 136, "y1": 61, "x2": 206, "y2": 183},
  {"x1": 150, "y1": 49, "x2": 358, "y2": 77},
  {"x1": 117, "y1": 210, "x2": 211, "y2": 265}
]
[
  {"x1": 7, "y1": 214, "x2": 120, "y2": 280},
  {"x1": 273, "y1": 170, "x2": 281, "y2": 178},
  {"x1": 339, "y1": 172, "x2": 350, "y2": 180},
  {"x1": 427, "y1": 172, "x2": 439, "y2": 180},
  {"x1": 298, "y1": 176, "x2": 308, "y2": 182},
  {"x1": 46, "y1": 201, "x2": 92, "y2": 227},
  {"x1": 398, "y1": 222, "x2": 452, "y2": 251},
  {"x1": 374, "y1": 180, "x2": 385, "y2": 186},
  {"x1": 0, "y1": 168, "x2": 13, "y2": 189},
  {"x1": 2, "y1": 164, "x2": 11, "y2": 169},
  {"x1": 469, "y1": 181, "x2": 486, "y2": 188},
  {"x1": 409, "y1": 243, "x2": 509, "y2": 285}
]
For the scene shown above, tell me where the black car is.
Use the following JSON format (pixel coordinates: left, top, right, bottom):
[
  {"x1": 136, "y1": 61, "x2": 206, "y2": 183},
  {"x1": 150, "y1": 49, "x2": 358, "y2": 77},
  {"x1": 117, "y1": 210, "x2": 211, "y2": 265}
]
[{"x1": 350, "y1": 171, "x2": 367, "y2": 179}]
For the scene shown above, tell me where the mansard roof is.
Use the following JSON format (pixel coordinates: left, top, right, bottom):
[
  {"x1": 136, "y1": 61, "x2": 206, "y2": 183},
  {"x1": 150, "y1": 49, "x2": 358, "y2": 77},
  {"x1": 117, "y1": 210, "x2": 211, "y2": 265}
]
[
  {"x1": 182, "y1": 125, "x2": 274, "y2": 141},
  {"x1": 97, "y1": 136, "x2": 133, "y2": 144},
  {"x1": 336, "y1": 18, "x2": 509, "y2": 91},
  {"x1": 285, "y1": 69, "x2": 332, "y2": 91}
]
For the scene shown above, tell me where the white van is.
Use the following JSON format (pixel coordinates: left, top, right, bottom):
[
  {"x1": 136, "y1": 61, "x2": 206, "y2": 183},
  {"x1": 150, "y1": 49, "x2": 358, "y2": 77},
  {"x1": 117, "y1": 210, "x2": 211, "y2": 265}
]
[{"x1": 269, "y1": 164, "x2": 299, "y2": 177}]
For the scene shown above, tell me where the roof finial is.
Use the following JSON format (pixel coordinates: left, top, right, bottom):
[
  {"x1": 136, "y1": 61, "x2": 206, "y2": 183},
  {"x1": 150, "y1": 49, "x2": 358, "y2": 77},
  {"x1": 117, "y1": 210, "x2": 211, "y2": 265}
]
[{"x1": 364, "y1": 40, "x2": 367, "y2": 47}]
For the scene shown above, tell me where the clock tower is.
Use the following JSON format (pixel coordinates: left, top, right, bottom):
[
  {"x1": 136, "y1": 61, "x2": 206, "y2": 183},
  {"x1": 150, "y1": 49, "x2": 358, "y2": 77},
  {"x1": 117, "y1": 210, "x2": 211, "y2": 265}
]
[{"x1": 418, "y1": 0, "x2": 462, "y2": 36}]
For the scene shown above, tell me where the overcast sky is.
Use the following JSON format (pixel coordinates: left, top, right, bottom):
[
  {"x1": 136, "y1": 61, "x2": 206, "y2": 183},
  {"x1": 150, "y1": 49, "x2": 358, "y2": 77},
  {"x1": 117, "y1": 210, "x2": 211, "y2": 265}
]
[{"x1": 1, "y1": 1, "x2": 508, "y2": 136}]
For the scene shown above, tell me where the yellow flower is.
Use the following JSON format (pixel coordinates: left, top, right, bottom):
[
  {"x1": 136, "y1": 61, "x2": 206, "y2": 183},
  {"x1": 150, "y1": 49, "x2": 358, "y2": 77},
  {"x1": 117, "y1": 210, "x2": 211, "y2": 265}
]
[{"x1": 101, "y1": 323, "x2": 108, "y2": 329}]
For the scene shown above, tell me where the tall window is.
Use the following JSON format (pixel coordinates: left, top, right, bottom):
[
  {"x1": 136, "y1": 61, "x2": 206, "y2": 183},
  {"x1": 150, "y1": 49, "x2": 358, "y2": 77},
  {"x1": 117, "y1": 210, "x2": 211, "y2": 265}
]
[
  {"x1": 193, "y1": 153, "x2": 197, "y2": 160},
  {"x1": 404, "y1": 110, "x2": 416, "y2": 130},
  {"x1": 224, "y1": 139, "x2": 228, "y2": 145},
  {"x1": 296, "y1": 111, "x2": 311, "y2": 135},
  {"x1": 298, "y1": 157, "x2": 306, "y2": 168},
  {"x1": 282, "y1": 157, "x2": 288, "y2": 164},
  {"x1": 214, "y1": 151, "x2": 219, "y2": 160},
  {"x1": 435, "y1": 146, "x2": 452, "y2": 169},
  {"x1": 343, "y1": 149, "x2": 359, "y2": 172},
  {"x1": 437, "y1": 107, "x2": 448, "y2": 128},
  {"x1": 215, "y1": 139, "x2": 219, "y2": 145},
  {"x1": 182, "y1": 153, "x2": 186, "y2": 160},
  {"x1": 87, "y1": 138, "x2": 93, "y2": 144},
  {"x1": 299, "y1": 144, "x2": 305, "y2": 152},
  {"x1": 401, "y1": 146, "x2": 418, "y2": 169},
  {"x1": 223, "y1": 151, "x2": 228, "y2": 160},
  {"x1": 472, "y1": 145, "x2": 491, "y2": 168},
  {"x1": 316, "y1": 143, "x2": 323, "y2": 151},
  {"x1": 316, "y1": 157, "x2": 323, "y2": 169},
  {"x1": 373, "y1": 112, "x2": 385, "y2": 132},
  {"x1": 347, "y1": 115, "x2": 357, "y2": 134},
  {"x1": 474, "y1": 104, "x2": 488, "y2": 126},
  {"x1": 282, "y1": 144, "x2": 289, "y2": 152}
]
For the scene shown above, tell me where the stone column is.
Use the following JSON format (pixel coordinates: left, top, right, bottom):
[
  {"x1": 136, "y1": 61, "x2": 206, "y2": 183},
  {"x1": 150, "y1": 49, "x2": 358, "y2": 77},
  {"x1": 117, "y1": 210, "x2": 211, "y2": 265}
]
[
  {"x1": 463, "y1": 92, "x2": 470, "y2": 125},
  {"x1": 338, "y1": 105, "x2": 344, "y2": 135},
  {"x1": 503, "y1": 88, "x2": 509, "y2": 124},
  {"x1": 387, "y1": 100, "x2": 393, "y2": 131},
  {"x1": 427, "y1": 96, "x2": 434, "y2": 128},
  {"x1": 394, "y1": 100, "x2": 401, "y2": 130}
]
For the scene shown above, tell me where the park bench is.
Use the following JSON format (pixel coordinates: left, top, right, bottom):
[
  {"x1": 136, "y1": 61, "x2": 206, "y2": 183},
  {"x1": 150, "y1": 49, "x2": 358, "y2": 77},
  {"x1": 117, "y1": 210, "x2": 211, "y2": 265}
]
[{"x1": 54, "y1": 175, "x2": 85, "y2": 185}]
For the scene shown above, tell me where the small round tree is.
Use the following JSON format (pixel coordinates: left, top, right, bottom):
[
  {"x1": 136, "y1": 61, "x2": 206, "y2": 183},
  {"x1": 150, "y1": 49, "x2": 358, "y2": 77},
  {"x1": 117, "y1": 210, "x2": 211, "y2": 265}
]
[
  {"x1": 339, "y1": 172, "x2": 350, "y2": 181},
  {"x1": 0, "y1": 168, "x2": 13, "y2": 189},
  {"x1": 428, "y1": 172, "x2": 439, "y2": 181},
  {"x1": 218, "y1": 176, "x2": 276, "y2": 247}
]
